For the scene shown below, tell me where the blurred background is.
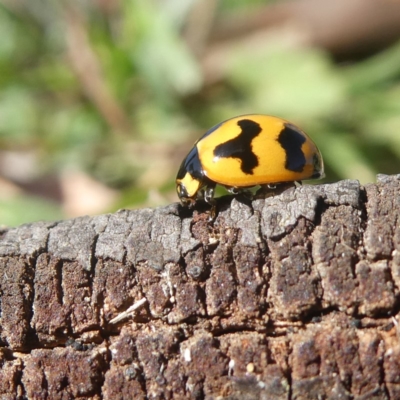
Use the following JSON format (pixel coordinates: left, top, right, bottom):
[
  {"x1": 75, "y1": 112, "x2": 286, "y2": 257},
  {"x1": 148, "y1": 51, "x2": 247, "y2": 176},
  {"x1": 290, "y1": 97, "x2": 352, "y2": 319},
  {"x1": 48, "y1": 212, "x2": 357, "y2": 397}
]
[{"x1": 1, "y1": 0, "x2": 400, "y2": 227}]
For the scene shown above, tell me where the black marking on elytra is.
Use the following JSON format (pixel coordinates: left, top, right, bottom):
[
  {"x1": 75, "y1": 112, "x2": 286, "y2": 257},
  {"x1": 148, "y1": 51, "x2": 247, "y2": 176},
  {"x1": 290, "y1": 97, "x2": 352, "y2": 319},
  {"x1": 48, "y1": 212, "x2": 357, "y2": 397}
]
[
  {"x1": 213, "y1": 119, "x2": 261, "y2": 174},
  {"x1": 177, "y1": 146, "x2": 204, "y2": 181},
  {"x1": 277, "y1": 123, "x2": 306, "y2": 172},
  {"x1": 311, "y1": 153, "x2": 323, "y2": 178}
]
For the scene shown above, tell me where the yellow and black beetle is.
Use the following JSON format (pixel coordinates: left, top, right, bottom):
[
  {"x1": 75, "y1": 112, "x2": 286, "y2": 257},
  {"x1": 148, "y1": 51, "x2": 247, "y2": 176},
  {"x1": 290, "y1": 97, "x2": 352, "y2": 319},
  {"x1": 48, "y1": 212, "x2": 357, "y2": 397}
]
[{"x1": 176, "y1": 114, "x2": 324, "y2": 217}]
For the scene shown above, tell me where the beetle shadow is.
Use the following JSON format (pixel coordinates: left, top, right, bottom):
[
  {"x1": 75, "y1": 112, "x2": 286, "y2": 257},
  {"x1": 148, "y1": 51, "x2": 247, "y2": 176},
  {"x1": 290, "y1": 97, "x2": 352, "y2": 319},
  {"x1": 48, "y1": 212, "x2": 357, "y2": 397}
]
[
  {"x1": 215, "y1": 192, "x2": 254, "y2": 214},
  {"x1": 215, "y1": 182, "x2": 298, "y2": 216},
  {"x1": 176, "y1": 182, "x2": 300, "y2": 222}
]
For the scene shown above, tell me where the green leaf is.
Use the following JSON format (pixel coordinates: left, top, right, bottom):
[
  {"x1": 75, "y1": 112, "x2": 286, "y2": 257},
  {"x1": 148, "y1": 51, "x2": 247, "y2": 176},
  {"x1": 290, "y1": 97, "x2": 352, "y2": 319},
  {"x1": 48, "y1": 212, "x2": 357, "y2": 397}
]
[
  {"x1": 0, "y1": 195, "x2": 63, "y2": 227},
  {"x1": 122, "y1": 0, "x2": 202, "y2": 99},
  {"x1": 317, "y1": 128, "x2": 377, "y2": 184},
  {"x1": 0, "y1": 87, "x2": 38, "y2": 143},
  {"x1": 229, "y1": 47, "x2": 347, "y2": 121}
]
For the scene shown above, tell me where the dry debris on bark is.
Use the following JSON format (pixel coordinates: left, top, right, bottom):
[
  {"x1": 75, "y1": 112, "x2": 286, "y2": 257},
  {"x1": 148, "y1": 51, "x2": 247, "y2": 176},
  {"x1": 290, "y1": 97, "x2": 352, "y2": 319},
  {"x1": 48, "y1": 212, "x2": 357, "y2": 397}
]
[{"x1": 0, "y1": 174, "x2": 399, "y2": 399}]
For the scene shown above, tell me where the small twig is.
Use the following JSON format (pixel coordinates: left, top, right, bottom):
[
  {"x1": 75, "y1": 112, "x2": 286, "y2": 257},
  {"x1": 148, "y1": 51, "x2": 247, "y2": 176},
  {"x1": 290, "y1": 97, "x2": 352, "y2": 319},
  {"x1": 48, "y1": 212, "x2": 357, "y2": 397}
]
[
  {"x1": 183, "y1": 0, "x2": 217, "y2": 57},
  {"x1": 63, "y1": 3, "x2": 131, "y2": 136},
  {"x1": 109, "y1": 297, "x2": 148, "y2": 324}
]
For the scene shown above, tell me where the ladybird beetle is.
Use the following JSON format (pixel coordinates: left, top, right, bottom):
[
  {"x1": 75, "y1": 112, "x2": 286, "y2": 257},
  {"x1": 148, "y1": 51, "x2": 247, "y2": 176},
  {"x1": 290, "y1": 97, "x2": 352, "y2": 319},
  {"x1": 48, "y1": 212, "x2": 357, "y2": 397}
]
[{"x1": 176, "y1": 114, "x2": 324, "y2": 217}]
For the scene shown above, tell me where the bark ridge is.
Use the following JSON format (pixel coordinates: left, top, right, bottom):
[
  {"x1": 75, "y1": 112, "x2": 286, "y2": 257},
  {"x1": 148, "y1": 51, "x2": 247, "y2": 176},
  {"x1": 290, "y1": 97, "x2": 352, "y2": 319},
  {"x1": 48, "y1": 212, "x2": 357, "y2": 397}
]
[{"x1": 0, "y1": 174, "x2": 399, "y2": 399}]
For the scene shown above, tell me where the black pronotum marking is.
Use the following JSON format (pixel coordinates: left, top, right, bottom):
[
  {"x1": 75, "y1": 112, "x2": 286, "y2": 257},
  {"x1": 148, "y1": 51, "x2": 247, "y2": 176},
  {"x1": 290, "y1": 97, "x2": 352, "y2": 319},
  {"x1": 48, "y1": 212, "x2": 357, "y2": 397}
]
[
  {"x1": 277, "y1": 123, "x2": 306, "y2": 172},
  {"x1": 177, "y1": 146, "x2": 204, "y2": 181},
  {"x1": 177, "y1": 120, "x2": 226, "y2": 182},
  {"x1": 213, "y1": 119, "x2": 262, "y2": 174},
  {"x1": 176, "y1": 146, "x2": 206, "y2": 198}
]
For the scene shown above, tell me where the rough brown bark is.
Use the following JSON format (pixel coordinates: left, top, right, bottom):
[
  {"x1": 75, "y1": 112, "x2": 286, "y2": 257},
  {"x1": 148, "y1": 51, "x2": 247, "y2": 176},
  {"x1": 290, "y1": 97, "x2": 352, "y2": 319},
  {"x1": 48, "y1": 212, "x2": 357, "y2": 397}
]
[{"x1": 0, "y1": 174, "x2": 399, "y2": 399}]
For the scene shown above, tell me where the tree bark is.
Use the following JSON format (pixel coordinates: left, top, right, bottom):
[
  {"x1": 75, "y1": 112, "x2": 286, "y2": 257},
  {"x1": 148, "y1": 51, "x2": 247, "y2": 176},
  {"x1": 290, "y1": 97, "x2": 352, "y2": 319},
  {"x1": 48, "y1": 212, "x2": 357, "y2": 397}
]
[{"x1": 0, "y1": 174, "x2": 399, "y2": 399}]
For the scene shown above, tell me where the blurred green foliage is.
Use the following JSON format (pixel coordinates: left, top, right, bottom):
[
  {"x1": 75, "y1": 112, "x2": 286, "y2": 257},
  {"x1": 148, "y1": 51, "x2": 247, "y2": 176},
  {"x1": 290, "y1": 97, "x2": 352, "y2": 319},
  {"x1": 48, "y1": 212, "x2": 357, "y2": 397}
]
[{"x1": 0, "y1": 0, "x2": 399, "y2": 226}]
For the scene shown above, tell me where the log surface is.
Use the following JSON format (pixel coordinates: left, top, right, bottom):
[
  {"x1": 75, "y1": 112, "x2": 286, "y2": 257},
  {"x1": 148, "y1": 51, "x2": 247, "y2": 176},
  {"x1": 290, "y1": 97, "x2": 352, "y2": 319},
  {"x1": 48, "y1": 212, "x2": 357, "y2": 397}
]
[{"x1": 0, "y1": 175, "x2": 399, "y2": 399}]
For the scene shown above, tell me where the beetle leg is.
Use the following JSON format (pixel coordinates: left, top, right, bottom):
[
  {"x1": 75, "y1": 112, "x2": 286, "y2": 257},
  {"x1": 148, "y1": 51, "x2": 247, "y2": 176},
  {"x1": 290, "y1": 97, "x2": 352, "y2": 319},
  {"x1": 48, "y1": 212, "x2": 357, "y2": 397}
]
[
  {"x1": 226, "y1": 186, "x2": 254, "y2": 199},
  {"x1": 227, "y1": 186, "x2": 240, "y2": 194},
  {"x1": 256, "y1": 182, "x2": 296, "y2": 197},
  {"x1": 204, "y1": 184, "x2": 217, "y2": 221},
  {"x1": 204, "y1": 184, "x2": 216, "y2": 204}
]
